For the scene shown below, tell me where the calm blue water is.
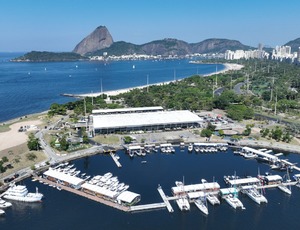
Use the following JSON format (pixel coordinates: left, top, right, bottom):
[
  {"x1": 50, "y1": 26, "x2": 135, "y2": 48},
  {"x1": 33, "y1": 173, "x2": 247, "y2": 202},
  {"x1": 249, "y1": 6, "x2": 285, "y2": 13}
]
[
  {"x1": 0, "y1": 53, "x2": 222, "y2": 122},
  {"x1": 1, "y1": 148, "x2": 300, "y2": 230}
]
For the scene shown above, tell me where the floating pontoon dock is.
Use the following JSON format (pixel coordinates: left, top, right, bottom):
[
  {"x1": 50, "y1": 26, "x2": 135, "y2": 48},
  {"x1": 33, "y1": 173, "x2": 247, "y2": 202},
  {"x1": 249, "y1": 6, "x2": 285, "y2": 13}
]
[
  {"x1": 110, "y1": 152, "x2": 122, "y2": 168},
  {"x1": 157, "y1": 185, "x2": 174, "y2": 212}
]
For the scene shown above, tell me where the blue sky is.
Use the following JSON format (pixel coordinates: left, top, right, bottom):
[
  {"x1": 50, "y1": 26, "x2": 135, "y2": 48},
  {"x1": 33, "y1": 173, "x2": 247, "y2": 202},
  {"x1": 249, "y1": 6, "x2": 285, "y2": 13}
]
[{"x1": 1, "y1": 0, "x2": 299, "y2": 52}]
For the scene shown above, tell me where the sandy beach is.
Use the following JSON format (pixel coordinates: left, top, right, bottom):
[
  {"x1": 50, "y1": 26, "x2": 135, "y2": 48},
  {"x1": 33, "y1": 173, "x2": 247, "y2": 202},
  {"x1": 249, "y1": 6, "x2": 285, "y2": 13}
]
[
  {"x1": 0, "y1": 120, "x2": 42, "y2": 152},
  {"x1": 76, "y1": 63, "x2": 244, "y2": 98}
]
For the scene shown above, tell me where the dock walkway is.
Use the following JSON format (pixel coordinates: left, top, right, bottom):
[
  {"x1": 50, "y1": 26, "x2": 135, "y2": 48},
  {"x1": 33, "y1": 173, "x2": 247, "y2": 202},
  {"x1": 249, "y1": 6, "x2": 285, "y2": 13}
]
[
  {"x1": 157, "y1": 185, "x2": 174, "y2": 212},
  {"x1": 129, "y1": 202, "x2": 166, "y2": 212},
  {"x1": 110, "y1": 152, "x2": 122, "y2": 168}
]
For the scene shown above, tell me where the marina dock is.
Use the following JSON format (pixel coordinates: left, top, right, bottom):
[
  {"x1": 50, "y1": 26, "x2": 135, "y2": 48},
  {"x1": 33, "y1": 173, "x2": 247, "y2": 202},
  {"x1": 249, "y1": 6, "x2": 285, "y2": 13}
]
[
  {"x1": 34, "y1": 176, "x2": 130, "y2": 212},
  {"x1": 157, "y1": 185, "x2": 174, "y2": 212},
  {"x1": 129, "y1": 202, "x2": 166, "y2": 212},
  {"x1": 110, "y1": 152, "x2": 122, "y2": 168}
]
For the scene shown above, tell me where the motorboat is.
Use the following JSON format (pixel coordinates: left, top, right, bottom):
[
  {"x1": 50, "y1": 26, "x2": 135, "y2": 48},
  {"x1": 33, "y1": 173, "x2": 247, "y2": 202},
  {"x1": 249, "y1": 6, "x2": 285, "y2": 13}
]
[
  {"x1": 188, "y1": 144, "x2": 193, "y2": 152},
  {"x1": 206, "y1": 194, "x2": 220, "y2": 205},
  {"x1": 194, "y1": 197, "x2": 208, "y2": 215},
  {"x1": 225, "y1": 194, "x2": 245, "y2": 209},
  {"x1": 176, "y1": 196, "x2": 190, "y2": 211},
  {"x1": 3, "y1": 184, "x2": 43, "y2": 202},
  {"x1": 244, "y1": 187, "x2": 267, "y2": 204},
  {"x1": 175, "y1": 181, "x2": 184, "y2": 187},
  {"x1": 0, "y1": 198, "x2": 12, "y2": 208}
]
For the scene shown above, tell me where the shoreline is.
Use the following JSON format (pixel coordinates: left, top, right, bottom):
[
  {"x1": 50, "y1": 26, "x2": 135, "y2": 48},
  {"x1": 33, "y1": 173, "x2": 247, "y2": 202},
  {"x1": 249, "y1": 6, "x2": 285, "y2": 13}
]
[{"x1": 70, "y1": 63, "x2": 244, "y2": 98}]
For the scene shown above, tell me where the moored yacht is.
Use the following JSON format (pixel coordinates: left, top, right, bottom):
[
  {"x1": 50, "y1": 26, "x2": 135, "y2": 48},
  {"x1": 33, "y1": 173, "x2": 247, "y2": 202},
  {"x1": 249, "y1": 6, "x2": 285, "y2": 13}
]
[
  {"x1": 3, "y1": 184, "x2": 43, "y2": 202},
  {"x1": 206, "y1": 194, "x2": 220, "y2": 205},
  {"x1": 188, "y1": 144, "x2": 193, "y2": 152},
  {"x1": 225, "y1": 194, "x2": 245, "y2": 209},
  {"x1": 244, "y1": 187, "x2": 267, "y2": 204},
  {"x1": 194, "y1": 197, "x2": 208, "y2": 215},
  {"x1": 278, "y1": 184, "x2": 292, "y2": 195}
]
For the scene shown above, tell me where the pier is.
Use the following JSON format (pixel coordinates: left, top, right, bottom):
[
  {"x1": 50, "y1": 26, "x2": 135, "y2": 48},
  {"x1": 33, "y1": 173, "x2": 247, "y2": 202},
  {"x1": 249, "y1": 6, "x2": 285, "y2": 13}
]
[
  {"x1": 157, "y1": 185, "x2": 174, "y2": 212},
  {"x1": 110, "y1": 152, "x2": 122, "y2": 168},
  {"x1": 129, "y1": 202, "x2": 166, "y2": 212}
]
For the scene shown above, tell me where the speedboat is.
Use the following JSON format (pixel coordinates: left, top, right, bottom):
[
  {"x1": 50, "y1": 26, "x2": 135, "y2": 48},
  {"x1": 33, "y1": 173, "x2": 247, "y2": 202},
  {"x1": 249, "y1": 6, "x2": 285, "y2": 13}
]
[
  {"x1": 176, "y1": 196, "x2": 190, "y2": 211},
  {"x1": 194, "y1": 197, "x2": 208, "y2": 215},
  {"x1": 188, "y1": 144, "x2": 193, "y2": 152},
  {"x1": 206, "y1": 194, "x2": 220, "y2": 205},
  {"x1": 3, "y1": 184, "x2": 43, "y2": 202},
  {"x1": 225, "y1": 194, "x2": 245, "y2": 209},
  {"x1": 0, "y1": 198, "x2": 12, "y2": 208}
]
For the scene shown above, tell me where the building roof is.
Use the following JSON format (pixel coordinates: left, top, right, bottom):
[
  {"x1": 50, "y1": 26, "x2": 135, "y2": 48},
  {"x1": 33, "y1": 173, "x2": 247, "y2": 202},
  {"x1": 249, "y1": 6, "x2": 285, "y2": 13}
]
[
  {"x1": 228, "y1": 177, "x2": 260, "y2": 186},
  {"x1": 117, "y1": 190, "x2": 141, "y2": 203},
  {"x1": 171, "y1": 182, "x2": 220, "y2": 194},
  {"x1": 92, "y1": 110, "x2": 203, "y2": 129},
  {"x1": 92, "y1": 106, "x2": 163, "y2": 114},
  {"x1": 264, "y1": 175, "x2": 283, "y2": 181},
  {"x1": 43, "y1": 169, "x2": 84, "y2": 186},
  {"x1": 187, "y1": 191, "x2": 205, "y2": 199},
  {"x1": 81, "y1": 183, "x2": 119, "y2": 199}
]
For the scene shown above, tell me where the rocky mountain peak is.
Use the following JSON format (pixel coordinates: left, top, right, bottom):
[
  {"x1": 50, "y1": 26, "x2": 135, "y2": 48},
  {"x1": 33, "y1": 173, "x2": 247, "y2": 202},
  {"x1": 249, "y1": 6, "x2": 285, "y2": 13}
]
[{"x1": 73, "y1": 25, "x2": 113, "y2": 55}]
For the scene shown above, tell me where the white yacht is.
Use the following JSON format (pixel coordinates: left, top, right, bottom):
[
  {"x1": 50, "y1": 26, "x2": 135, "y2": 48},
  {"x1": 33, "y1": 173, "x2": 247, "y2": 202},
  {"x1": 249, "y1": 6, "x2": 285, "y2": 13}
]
[
  {"x1": 176, "y1": 196, "x2": 190, "y2": 211},
  {"x1": 278, "y1": 184, "x2": 292, "y2": 195},
  {"x1": 244, "y1": 187, "x2": 268, "y2": 204},
  {"x1": 0, "y1": 209, "x2": 5, "y2": 216},
  {"x1": 3, "y1": 184, "x2": 43, "y2": 202},
  {"x1": 188, "y1": 144, "x2": 193, "y2": 152},
  {"x1": 194, "y1": 197, "x2": 208, "y2": 215},
  {"x1": 225, "y1": 194, "x2": 245, "y2": 209},
  {"x1": 0, "y1": 198, "x2": 12, "y2": 208},
  {"x1": 206, "y1": 194, "x2": 220, "y2": 205}
]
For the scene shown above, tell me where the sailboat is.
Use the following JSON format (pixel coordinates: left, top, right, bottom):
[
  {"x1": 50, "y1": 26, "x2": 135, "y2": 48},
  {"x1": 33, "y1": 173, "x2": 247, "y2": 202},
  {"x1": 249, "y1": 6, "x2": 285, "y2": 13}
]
[
  {"x1": 278, "y1": 169, "x2": 292, "y2": 195},
  {"x1": 225, "y1": 172, "x2": 245, "y2": 209},
  {"x1": 175, "y1": 176, "x2": 190, "y2": 211}
]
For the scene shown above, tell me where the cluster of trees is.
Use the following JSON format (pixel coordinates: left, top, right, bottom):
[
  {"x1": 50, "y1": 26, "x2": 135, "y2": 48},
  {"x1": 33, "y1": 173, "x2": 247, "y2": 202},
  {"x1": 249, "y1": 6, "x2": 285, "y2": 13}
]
[
  {"x1": 200, "y1": 122, "x2": 216, "y2": 138},
  {"x1": 0, "y1": 156, "x2": 9, "y2": 173},
  {"x1": 27, "y1": 133, "x2": 40, "y2": 151},
  {"x1": 260, "y1": 126, "x2": 292, "y2": 142},
  {"x1": 13, "y1": 51, "x2": 88, "y2": 62},
  {"x1": 48, "y1": 96, "x2": 123, "y2": 117}
]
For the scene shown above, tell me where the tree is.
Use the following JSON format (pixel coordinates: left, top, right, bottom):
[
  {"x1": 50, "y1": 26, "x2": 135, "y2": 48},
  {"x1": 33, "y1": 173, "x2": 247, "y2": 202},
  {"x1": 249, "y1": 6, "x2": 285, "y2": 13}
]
[
  {"x1": 1, "y1": 156, "x2": 9, "y2": 163},
  {"x1": 200, "y1": 129, "x2": 213, "y2": 138},
  {"x1": 59, "y1": 136, "x2": 69, "y2": 151},
  {"x1": 123, "y1": 136, "x2": 133, "y2": 144},
  {"x1": 27, "y1": 133, "x2": 40, "y2": 151},
  {"x1": 271, "y1": 126, "x2": 283, "y2": 141}
]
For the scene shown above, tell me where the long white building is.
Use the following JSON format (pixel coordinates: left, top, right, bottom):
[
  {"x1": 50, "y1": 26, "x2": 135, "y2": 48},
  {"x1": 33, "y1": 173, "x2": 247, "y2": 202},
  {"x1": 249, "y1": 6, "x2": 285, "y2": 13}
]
[{"x1": 90, "y1": 108, "x2": 203, "y2": 135}]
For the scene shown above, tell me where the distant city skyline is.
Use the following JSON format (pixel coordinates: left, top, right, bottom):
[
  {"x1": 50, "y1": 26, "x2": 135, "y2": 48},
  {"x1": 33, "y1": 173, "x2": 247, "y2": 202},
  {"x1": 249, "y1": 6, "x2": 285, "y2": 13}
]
[{"x1": 1, "y1": 0, "x2": 299, "y2": 52}]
